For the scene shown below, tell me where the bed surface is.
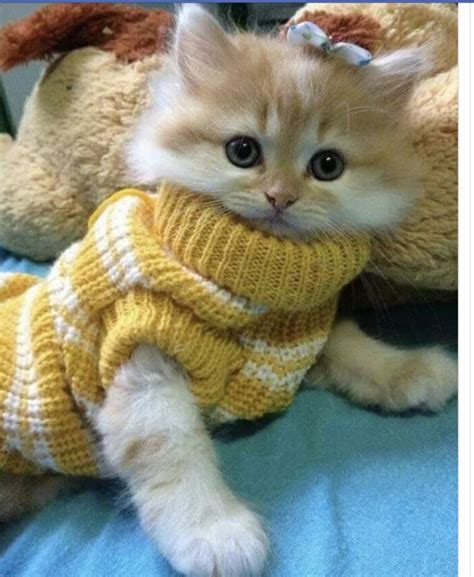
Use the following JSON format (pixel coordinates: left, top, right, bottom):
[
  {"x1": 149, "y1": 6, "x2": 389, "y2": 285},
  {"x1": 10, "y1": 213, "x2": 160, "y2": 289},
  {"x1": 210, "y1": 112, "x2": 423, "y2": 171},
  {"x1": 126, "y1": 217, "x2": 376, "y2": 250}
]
[{"x1": 0, "y1": 249, "x2": 457, "y2": 577}]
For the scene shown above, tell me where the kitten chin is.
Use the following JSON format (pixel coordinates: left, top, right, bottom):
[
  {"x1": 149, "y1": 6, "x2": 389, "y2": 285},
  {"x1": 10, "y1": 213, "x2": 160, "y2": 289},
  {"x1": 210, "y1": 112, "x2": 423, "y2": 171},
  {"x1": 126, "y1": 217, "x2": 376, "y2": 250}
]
[{"x1": 127, "y1": 6, "x2": 425, "y2": 241}]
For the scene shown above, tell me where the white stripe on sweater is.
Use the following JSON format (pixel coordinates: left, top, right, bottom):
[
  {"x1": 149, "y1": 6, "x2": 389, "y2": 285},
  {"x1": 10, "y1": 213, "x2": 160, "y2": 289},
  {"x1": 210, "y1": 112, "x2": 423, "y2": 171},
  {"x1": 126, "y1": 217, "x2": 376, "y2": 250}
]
[
  {"x1": 241, "y1": 361, "x2": 309, "y2": 391},
  {"x1": 187, "y1": 268, "x2": 268, "y2": 316},
  {"x1": 2, "y1": 288, "x2": 36, "y2": 454},
  {"x1": 94, "y1": 205, "x2": 123, "y2": 289},
  {"x1": 47, "y1": 263, "x2": 97, "y2": 355},
  {"x1": 60, "y1": 242, "x2": 81, "y2": 266},
  {"x1": 239, "y1": 335, "x2": 327, "y2": 363},
  {"x1": 3, "y1": 286, "x2": 58, "y2": 470},
  {"x1": 94, "y1": 197, "x2": 150, "y2": 293},
  {"x1": 95, "y1": 196, "x2": 267, "y2": 317},
  {"x1": 109, "y1": 199, "x2": 152, "y2": 290}
]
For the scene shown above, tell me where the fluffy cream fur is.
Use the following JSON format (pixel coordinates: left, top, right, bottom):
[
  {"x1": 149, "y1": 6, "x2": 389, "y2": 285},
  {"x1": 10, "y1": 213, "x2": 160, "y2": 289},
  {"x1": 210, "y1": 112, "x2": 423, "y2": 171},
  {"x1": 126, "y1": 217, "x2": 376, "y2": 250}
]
[
  {"x1": 128, "y1": 5, "x2": 424, "y2": 241},
  {"x1": 97, "y1": 344, "x2": 268, "y2": 577},
  {"x1": 307, "y1": 320, "x2": 457, "y2": 412},
  {"x1": 0, "y1": 48, "x2": 160, "y2": 260}
]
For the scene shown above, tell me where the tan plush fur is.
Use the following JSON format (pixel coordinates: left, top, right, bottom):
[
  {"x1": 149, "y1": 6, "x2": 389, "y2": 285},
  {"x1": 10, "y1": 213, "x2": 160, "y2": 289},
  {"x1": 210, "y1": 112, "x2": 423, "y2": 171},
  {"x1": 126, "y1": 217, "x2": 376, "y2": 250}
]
[{"x1": 0, "y1": 48, "x2": 161, "y2": 259}]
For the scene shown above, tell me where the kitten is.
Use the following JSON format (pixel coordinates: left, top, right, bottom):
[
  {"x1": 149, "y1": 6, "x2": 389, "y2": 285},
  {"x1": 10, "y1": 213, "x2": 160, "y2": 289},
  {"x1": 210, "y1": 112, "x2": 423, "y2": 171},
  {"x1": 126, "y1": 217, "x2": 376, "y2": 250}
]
[
  {"x1": 1, "y1": 6, "x2": 456, "y2": 577},
  {"x1": 129, "y1": 8, "x2": 424, "y2": 240}
]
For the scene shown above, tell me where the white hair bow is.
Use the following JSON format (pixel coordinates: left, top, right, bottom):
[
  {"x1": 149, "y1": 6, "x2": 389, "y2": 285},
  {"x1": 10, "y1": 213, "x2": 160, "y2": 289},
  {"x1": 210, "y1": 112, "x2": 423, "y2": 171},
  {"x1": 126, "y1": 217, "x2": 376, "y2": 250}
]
[{"x1": 287, "y1": 21, "x2": 373, "y2": 67}]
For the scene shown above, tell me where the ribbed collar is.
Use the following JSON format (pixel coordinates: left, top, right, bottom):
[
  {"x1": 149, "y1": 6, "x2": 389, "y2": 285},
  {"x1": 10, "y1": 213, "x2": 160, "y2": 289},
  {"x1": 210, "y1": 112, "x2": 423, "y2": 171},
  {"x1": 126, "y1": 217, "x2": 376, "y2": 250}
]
[{"x1": 153, "y1": 183, "x2": 371, "y2": 312}]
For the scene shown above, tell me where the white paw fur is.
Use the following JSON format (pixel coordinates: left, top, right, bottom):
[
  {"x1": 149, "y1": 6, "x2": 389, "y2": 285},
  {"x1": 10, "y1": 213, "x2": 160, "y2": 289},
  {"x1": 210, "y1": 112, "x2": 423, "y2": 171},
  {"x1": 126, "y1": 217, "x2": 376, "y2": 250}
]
[
  {"x1": 163, "y1": 506, "x2": 269, "y2": 577},
  {"x1": 308, "y1": 320, "x2": 457, "y2": 413},
  {"x1": 98, "y1": 344, "x2": 268, "y2": 577},
  {"x1": 391, "y1": 346, "x2": 457, "y2": 412}
]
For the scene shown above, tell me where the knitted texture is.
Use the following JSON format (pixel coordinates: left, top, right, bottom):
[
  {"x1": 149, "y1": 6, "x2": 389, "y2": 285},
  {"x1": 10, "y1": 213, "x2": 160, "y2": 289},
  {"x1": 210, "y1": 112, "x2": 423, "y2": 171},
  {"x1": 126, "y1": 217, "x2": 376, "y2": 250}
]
[{"x1": 0, "y1": 185, "x2": 370, "y2": 476}]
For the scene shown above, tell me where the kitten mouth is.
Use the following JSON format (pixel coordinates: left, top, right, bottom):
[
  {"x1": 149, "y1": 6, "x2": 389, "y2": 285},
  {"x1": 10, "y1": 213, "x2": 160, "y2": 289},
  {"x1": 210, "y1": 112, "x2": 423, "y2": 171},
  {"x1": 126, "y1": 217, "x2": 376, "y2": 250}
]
[
  {"x1": 251, "y1": 209, "x2": 286, "y2": 226},
  {"x1": 268, "y1": 212, "x2": 288, "y2": 226},
  {"x1": 250, "y1": 211, "x2": 303, "y2": 239},
  {"x1": 223, "y1": 201, "x2": 311, "y2": 240}
]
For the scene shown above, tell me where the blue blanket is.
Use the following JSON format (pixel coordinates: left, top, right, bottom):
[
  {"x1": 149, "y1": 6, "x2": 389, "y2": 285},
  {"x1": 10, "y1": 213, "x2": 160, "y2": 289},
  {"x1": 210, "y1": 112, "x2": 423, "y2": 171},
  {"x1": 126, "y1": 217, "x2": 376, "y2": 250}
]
[{"x1": 0, "y1": 249, "x2": 457, "y2": 577}]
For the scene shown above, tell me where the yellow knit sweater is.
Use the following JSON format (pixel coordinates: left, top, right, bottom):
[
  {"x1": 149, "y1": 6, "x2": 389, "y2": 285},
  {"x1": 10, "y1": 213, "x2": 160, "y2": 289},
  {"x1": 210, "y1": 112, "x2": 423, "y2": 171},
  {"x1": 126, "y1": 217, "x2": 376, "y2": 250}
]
[{"x1": 0, "y1": 185, "x2": 370, "y2": 476}]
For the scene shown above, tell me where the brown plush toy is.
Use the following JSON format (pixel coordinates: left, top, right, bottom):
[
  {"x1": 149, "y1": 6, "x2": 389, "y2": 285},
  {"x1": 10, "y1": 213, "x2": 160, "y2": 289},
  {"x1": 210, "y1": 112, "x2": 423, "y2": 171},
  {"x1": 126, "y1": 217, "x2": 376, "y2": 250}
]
[
  {"x1": 0, "y1": 3, "x2": 173, "y2": 260},
  {"x1": 0, "y1": 3, "x2": 457, "y2": 304}
]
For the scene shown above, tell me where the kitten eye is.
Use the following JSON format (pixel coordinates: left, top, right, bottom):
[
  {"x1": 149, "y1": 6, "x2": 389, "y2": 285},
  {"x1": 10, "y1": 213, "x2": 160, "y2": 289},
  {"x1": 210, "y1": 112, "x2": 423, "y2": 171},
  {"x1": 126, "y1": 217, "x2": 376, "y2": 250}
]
[
  {"x1": 309, "y1": 150, "x2": 345, "y2": 181},
  {"x1": 225, "y1": 136, "x2": 261, "y2": 168}
]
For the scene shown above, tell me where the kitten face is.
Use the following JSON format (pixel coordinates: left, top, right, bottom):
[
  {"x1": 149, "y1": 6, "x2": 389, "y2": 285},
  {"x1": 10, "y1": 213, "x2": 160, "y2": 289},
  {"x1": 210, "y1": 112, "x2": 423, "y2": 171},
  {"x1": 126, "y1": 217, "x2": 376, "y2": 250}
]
[{"x1": 128, "y1": 5, "x2": 425, "y2": 241}]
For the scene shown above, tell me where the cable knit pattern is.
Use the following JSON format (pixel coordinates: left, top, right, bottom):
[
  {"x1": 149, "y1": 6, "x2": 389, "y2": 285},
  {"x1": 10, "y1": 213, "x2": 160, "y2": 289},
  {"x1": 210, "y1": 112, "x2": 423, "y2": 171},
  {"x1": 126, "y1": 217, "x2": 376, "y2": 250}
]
[{"x1": 0, "y1": 185, "x2": 370, "y2": 476}]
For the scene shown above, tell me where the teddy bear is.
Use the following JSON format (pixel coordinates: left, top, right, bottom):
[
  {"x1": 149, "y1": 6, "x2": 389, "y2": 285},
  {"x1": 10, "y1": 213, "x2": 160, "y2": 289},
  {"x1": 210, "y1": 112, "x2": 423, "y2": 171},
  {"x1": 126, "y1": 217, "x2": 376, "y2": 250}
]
[
  {"x1": 0, "y1": 3, "x2": 173, "y2": 261},
  {"x1": 0, "y1": 3, "x2": 457, "y2": 301}
]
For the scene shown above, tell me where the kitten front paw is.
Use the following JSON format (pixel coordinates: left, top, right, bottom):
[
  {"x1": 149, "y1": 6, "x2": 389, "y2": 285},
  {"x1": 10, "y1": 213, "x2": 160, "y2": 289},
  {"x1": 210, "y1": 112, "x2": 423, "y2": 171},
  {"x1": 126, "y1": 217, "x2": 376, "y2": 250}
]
[
  {"x1": 389, "y1": 347, "x2": 457, "y2": 412},
  {"x1": 165, "y1": 506, "x2": 269, "y2": 577}
]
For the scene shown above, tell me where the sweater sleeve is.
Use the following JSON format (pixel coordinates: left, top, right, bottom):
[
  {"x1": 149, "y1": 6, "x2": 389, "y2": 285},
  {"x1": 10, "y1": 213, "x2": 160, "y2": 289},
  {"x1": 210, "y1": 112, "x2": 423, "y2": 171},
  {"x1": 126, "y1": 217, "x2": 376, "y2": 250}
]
[
  {"x1": 99, "y1": 289, "x2": 243, "y2": 409},
  {"x1": 211, "y1": 298, "x2": 339, "y2": 422}
]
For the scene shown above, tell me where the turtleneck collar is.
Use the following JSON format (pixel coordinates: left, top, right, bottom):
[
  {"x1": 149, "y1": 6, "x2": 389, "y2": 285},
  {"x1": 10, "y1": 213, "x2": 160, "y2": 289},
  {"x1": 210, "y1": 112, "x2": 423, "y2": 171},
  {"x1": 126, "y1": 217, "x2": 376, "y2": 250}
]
[{"x1": 152, "y1": 183, "x2": 371, "y2": 312}]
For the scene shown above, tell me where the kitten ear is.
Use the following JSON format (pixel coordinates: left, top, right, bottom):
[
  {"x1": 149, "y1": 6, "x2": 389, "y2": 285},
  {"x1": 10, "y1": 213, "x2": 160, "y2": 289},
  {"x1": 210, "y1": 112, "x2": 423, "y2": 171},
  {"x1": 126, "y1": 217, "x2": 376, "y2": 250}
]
[
  {"x1": 173, "y1": 4, "x2": 236, "y2": 91},
  {"x1": 364, "y1": 46, "x2": 432, "y2": 108}
]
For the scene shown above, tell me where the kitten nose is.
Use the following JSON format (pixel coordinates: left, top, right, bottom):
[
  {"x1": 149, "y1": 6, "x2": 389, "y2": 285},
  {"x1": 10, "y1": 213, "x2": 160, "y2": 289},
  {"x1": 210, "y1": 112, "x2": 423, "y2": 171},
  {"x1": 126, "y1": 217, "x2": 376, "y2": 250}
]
[{"x1": 265, "y1": 191, "x2": 297, "y2": 210}]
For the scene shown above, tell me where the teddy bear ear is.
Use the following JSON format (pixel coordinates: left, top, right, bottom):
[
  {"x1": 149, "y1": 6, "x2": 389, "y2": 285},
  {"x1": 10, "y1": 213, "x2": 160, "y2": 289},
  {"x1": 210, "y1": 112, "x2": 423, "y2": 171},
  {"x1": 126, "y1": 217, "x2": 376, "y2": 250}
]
[{"x1": 0, "y1": 3, "x2": 174, "y2": 71}]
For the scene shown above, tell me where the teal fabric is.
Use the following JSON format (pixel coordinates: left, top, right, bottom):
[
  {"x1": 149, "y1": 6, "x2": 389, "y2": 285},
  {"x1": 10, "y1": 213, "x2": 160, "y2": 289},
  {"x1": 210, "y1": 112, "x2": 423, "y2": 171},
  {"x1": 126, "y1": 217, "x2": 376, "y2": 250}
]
[
  {"x1": 0, "y1": 250, "x2": 457, "y2": 577},
  {"x1": 0, "y1": 248, "x2": 50, "y2": 279}
]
